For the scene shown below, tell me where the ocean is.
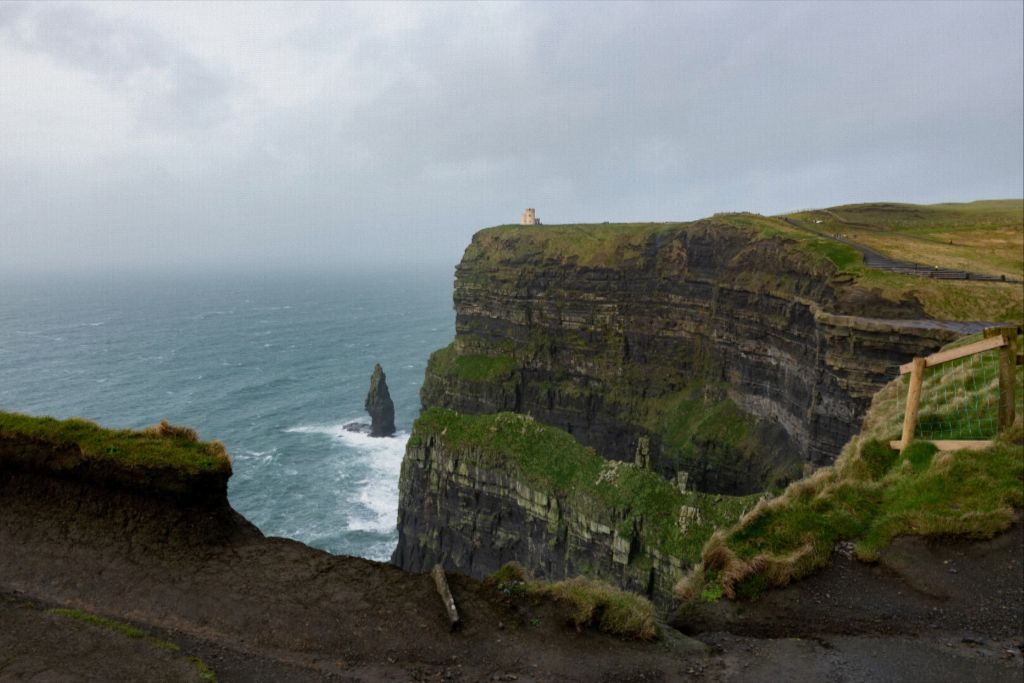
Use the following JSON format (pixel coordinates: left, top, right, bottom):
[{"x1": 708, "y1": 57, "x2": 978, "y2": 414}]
[{"x1": 0, "y1": 269, "x2": 455, "y2": 561}]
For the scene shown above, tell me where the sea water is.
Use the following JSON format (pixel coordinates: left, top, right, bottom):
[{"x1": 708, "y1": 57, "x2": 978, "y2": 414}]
[{"x1": 0, "y1": 268, "x2": 454, "y2": 561}]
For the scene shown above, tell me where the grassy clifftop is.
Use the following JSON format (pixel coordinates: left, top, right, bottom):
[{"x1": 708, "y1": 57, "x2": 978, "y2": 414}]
[
  {"x1": 464, "y1": 202, "x2": 1023, "y2": 321},
  {"x1": 0, "y1": 412, "x2": 231, "y2": 496},
  {"x1": 463, "y1": 214, "x2": 833, "y2": 272}
]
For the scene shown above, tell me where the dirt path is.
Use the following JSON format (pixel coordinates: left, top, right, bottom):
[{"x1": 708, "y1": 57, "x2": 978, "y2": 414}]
[
  {"x1": 0, "y1": 472, "x2": 700, "y2": 682},
  {"x1": 2, "y1": 469, "x2": 1021, "y2": 681}
]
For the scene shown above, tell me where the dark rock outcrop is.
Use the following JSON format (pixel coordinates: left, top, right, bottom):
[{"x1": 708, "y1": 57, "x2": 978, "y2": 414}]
[{"x1": 365, "y1": 363, "x2": 396, "y2": 437}]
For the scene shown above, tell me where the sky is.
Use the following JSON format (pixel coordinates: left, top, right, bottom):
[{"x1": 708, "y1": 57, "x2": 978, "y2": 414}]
[{"x1": 1, "y1": 1, "x2": 1021, "y2": 274}]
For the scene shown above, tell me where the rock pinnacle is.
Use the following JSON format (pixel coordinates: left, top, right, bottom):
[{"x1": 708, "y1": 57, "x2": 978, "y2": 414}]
[{"x1": 365, "y1": 363, "x2": 396, "y2": 437}]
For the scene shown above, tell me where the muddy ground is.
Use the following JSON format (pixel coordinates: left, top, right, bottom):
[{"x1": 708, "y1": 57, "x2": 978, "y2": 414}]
[{"x1": 1, "y1": 471, "x2": 1021, "y2": 682}]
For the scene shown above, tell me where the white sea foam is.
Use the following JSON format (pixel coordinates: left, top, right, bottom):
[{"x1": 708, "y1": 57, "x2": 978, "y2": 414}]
[
  {"x1": 237, "y1": 448, "x2": 278, "y2": 464},
  {"x1": 286, "y1": 420, "x2": 408, "y2": 536}
]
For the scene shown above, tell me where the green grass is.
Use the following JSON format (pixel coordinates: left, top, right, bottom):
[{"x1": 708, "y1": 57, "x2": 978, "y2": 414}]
[
  {"x1": 0, "y1": 412, "x2": 231, "y2": 476},
  {"x1": 827, "y1": 199, "x2": 1022, "y2": 232},
  {"x1": 637, "y1": 384, "x2": 800, "y2": 489},
  {"x1": 49, "y1": 608, "x2": 157, "y2": 642},
  {"x1": 679, "y1": 331, "x2": 1024, "y2": 602},
  {"x1": 647, "y1": 385, "x2": 750, "y2": 454},
  {"x1": 872, "y1": 332, "x2": 1023, "y2": 441},
  {"x1": 463, "y1": 222, "x2": 682, "y2": 268},
  {"x1": 786, "y1": 200, "x2": 1024, "y2": 280},
  {"x1": 487, "y1": 562, "x2": 659, "y2": 640},
  {"x1": 48, "y1": 608, "x2": 217, "y2": 681},
  {"x1": 464, "y1": 214, "x2": 835, "y2": 276},
  {"x1": 782, "y1": 202, "x2": 1023, "y2": 320},
  {"x1": 412, "y1": 408, "x2": 759, "y2": 564},
  {"x1": 426, "y1": 343, "x2": 517, "y2": 383}
]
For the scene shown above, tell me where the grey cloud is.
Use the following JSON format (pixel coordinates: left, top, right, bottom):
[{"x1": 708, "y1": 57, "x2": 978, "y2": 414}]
[
  {"x1": 0, "y1": 1, "x2": 231, "y2": 129},
  {"x1": 0, "y1": 1, "x2": 1020, "y2": 274}
]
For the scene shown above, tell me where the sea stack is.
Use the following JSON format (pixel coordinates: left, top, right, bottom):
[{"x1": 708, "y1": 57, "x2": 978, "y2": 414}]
[{"x1": 365, "y1": 363, "x2": 396, "y2": 437}]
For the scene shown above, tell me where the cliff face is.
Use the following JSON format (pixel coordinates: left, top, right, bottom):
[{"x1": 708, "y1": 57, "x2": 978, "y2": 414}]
[
  {"x1": 420, "y1": 219, "x2": 963, "y2": 492},
  {"x1": 393, "y1": 433, "x2": 683, "y2": 606},
  {"x1": 392, "y1": 410, "x2": 754, "y2": 606}
]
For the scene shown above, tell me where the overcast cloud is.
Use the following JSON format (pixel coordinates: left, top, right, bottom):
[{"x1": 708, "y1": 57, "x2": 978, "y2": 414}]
[{"x1": 1, "y1": 0, "x2": 1021, "y2": 273}]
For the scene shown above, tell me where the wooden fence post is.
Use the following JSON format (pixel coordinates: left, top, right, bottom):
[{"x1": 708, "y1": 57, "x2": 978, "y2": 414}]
[
  {"x1": 995, "y1": 327, "x2": 1017, "y2": 431},
  {"x1": 899, "y1": 357, "x2": 926, "y2": 452}
]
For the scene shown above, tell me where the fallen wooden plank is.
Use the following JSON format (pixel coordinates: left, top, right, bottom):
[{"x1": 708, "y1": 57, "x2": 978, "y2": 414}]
[
  {"x1": 431, "y1": 564, "x2": 460, "y2": 630},
  {"x1": 889, "y1": 439, "x2": 994, "y2": 451},
  {"x1": 899, "y1": 335, "x2": 1007, "y2": 374}
]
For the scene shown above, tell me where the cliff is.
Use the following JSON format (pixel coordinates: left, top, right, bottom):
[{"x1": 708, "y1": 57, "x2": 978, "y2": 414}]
[
  {"x1": 420, "y1": 217, "x2": 968, "y2": 493},
  {"x1": 393, "y1": 215, "x2": 997, "y2": 602},
  {"x1": 392, "y1": 409, "x2": 759, "y2": 606}
]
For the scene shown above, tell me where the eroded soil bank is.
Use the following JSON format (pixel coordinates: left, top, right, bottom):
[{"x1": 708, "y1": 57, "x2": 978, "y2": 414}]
[{"x1": 2, "y1": 465, "x2": 1021, "y2": 682}]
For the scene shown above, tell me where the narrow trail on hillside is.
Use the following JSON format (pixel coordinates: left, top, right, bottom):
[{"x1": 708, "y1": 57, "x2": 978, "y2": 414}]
[{"x1": 781, "y1": 216, "x2": 1023, "y2": 283}]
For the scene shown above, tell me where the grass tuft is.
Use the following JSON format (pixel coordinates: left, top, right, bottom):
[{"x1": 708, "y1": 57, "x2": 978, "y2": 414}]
[
  {"x1": 142, "y1": 420, "x2": 199, "y2": 442},
  {"x1": 488, "y1": 563, "x2": 659, "y2": 640}
]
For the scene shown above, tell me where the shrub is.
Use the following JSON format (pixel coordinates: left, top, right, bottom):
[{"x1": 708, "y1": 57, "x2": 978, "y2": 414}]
[
  {"x1": 534, "y1": 577, "x2": 660, "y2": 641},
  {"x1": 143, "y1": 420, "x2": 199, "y2": 442}
]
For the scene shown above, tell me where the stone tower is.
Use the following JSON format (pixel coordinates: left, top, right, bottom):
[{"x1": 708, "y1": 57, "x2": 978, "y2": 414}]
[{"x1": 520, "y1": 208, "x2": 539, "y2": 225}]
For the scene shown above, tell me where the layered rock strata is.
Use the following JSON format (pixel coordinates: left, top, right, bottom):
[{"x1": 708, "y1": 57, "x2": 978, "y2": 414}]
[
  {"x1": 421, "y1": 220, "x2": 969, "y2": 492},
  {"x1": 392, "y1": 418, "x2": 694, "y2": 607}
]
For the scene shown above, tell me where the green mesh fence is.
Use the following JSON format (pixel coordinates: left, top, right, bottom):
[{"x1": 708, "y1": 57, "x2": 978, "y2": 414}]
[{"x1": 914, "y1": 349, "x2": 1000, "y2": 440}]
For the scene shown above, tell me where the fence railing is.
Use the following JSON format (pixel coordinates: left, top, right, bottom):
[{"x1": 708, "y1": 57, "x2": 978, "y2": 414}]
[{"x1": 890, "y1": 326, "x2": 1021, "y2": 452}]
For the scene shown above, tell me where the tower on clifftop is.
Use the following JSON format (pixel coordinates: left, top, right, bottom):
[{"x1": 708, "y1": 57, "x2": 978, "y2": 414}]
[{"x1": 520, "y1": 208, "x2": 541, "y2": 225}]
